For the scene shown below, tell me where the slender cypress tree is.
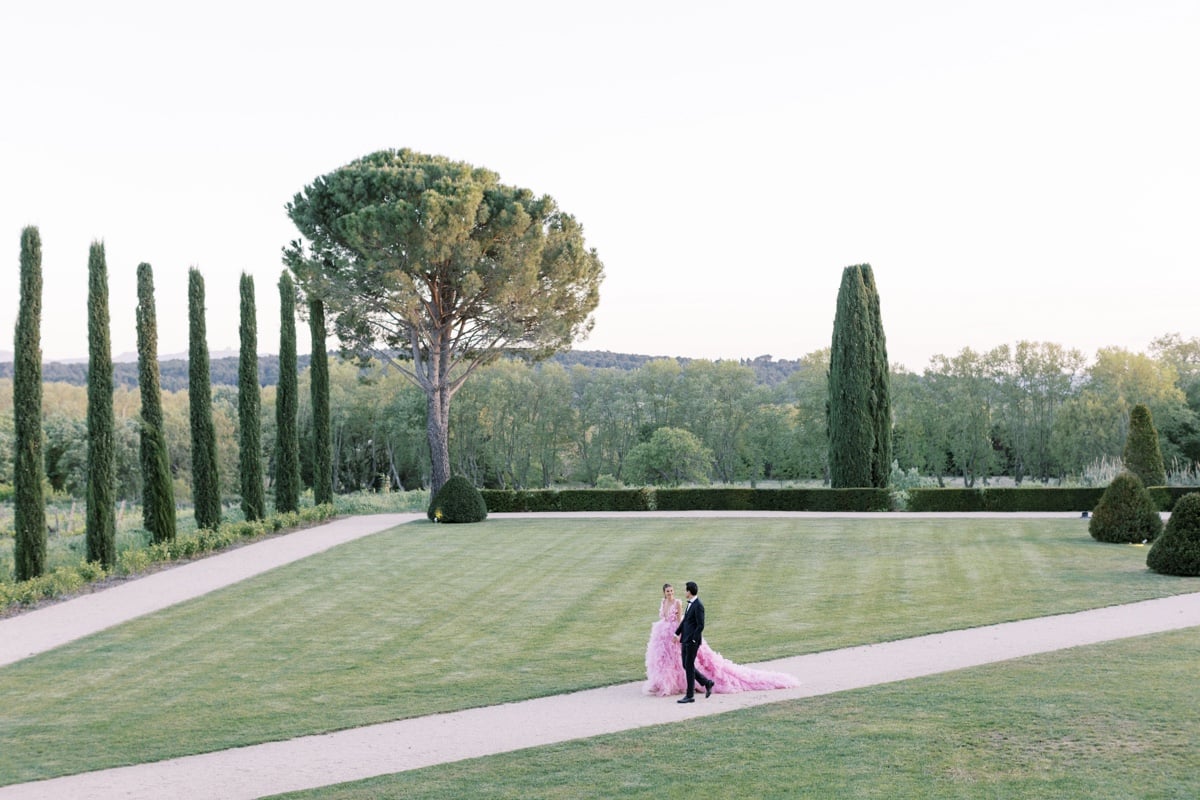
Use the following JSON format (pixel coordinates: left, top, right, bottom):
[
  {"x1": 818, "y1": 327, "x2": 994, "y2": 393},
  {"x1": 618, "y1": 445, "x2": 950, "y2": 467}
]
[
  {"x1": 308, "y1": 297, "x2": 333, "y2": 505},
  {"x1": 275, "y1": 271, "x2": 301, "y2": 513},
  {"x1": 828, "y1": 264, "x2": 874, "y2": 487},
  {"x1": 188, "y1": 267, "x2": 221, "y2": 529},
  {"x1": 136, "y1": 262, "x2": 176, "y2": 543},
  {"x1": 14, "y1": 226, "x2": 47, "y2": 580},
  {"x1": 239, "y1": 273, "x2": 266, "y2": 521},
  {"x1": 85, "y1": 242, "x2": 117, "y2": 567},
  {"x1": 861, "y1": 264, "x2": 892, "y2": 487},
  {"x1": 1123, "y1": 403, "x2": 1167, "y2": 487}
]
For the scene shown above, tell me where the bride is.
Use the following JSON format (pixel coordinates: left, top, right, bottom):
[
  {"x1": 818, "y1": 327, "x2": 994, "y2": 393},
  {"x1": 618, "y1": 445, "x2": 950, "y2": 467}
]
[{"x1": 644, "y1": 582, "x2": 800, "y2": 696}]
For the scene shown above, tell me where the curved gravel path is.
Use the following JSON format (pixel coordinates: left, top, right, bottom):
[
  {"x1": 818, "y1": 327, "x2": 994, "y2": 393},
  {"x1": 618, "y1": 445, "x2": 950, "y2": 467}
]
[{"x1": 2, "y1": 512, "x2": 1198, "y2": 800}]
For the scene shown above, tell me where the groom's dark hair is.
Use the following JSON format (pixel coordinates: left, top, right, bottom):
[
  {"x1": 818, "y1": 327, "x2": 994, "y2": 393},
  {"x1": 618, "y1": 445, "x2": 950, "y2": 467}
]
[{"x1": 686, "y1": 581, "x2": 699, "y2": 596}]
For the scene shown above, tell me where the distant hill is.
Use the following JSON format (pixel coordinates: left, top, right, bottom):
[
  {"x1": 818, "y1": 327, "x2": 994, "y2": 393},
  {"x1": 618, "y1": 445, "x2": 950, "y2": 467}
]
[{"x1": 0, "y1": 350, "x2": 803, "y2": 389}]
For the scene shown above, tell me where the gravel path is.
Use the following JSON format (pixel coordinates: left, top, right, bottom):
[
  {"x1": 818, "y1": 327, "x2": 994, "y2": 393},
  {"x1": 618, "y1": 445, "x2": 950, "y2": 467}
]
[{"x1": 2, "y1": 512, "x2": 1198, "y2": 799}]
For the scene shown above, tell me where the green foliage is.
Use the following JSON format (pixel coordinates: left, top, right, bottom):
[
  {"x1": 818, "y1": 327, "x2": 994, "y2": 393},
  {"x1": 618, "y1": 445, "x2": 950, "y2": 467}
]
[
  {"x1": 188, "y1": 268, "x2": 222, "y2": 530},
  {"x1": 1088, "y1": 471, "x2": 1163, "y2": 543},
  {"x1": 239, "y1": 273, "x2": 266, "y2": 521},
  {"x1": 0, "y1": 560, "x2": 108, "y2": 608},
  {"x1": 14, "y1": 226, "x2": 46, "y2": 579},
  {"x1": 624, "y1": 427, "x2": 714, "y2": 486},
  {"x1": 285, "y1": 148, "x2": 604, "y2": 495},
  {"x1": 136, "y1": 263, "x2": 176, "y2": 543},
  {"x1": 308, "y1": 298, "x2": 333, "y2": 505},
  {"x1": 1146, "y1": 491, "x2": 1200, "y2": 576},
  {"x1": 1122, "y1": 403, "x2": 1167, "y2": 487},
  {"x1": 829, "y1": 264, "x2": 890, "y2": 488},
  {"x1": 428, "y1": 476, "x2": 488, "y2": 523},
  {"x1": 85, "y1": 241, "x2": 117, "y2": 568},
  {"x1": 275, "y1": 272, "x2": 301, "y2": 513}
]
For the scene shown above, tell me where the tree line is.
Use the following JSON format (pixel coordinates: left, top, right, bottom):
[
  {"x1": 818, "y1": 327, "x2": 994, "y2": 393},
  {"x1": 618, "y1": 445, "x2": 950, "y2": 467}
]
[{"x1": 6, "y1": 334, "x2": 1199, "y2": 503}]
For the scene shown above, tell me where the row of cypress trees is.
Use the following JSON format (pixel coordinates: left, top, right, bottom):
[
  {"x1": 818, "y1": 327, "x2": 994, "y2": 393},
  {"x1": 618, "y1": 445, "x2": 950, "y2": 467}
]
[{"x1": 10, "y1": 226, "x2": 332, "y2": 579}]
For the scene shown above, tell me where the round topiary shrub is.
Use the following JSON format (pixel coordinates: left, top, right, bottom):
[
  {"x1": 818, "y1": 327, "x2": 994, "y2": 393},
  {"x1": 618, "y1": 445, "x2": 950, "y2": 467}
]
[
  {"x1": 1088, "y1": 471, "x2": 1163, "y2": 543},
  {"x1": 427, "y1": 476, "x2": 488, "y2": 523},
  {"x1": 1147, "y1": 492, "x2": 1200, "y2": 575}
]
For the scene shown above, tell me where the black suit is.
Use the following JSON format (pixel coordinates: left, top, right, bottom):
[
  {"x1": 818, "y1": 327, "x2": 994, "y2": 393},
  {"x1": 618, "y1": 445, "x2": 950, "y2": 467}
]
[{"x1": 674, "y1": 597, "x2": 711, "y2": 698}]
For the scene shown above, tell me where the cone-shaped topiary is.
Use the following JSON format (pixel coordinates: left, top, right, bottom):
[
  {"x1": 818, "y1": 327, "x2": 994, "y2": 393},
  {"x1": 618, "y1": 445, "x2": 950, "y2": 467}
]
[
  {"x1": 428, "y1": 476, "x2": 488, "y2": 523},
  {"x1": 1088, "y1": 471, "x2": 1163, "y2": 543},
  {"x1": 1147, "y1": 492, "x2": 1200, "y2": 575},
  {"x1": 1122, "y1": 403, "x2": 1167, "y2": 487}
]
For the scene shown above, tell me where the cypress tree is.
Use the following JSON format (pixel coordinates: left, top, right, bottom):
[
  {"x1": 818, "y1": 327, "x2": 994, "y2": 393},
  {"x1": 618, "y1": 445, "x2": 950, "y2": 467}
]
[
  {"x1": 239, "y1": 273, "x2": 266, "y2": 521},
  {"x1": 308, "y1": 297, "x2": 333, "y2": 505},
  {"x1": 85, "y1": 242, "x2": 117, "y2": 568},
  {"x1": 136, "y1": 262, "x2": 176, "y2": 543},
  {"x1": 275, "y1": 271, "x2": 301, "y2": 513},
  {"x1": 828, "y1": 264, "x2": 874, "y2": 487},
  {"x1": 13, "y1": 226, "x2": 47, "y2": 580},
  {"x1": 1122, "y1": 403, "x2": 1167, "y2": 487},
  {"x1": 188, "y1": 267, "x2": 221, "y2": 529},
  {"x1": 861, "y1": 264, "x2": 892, "y2": 487}
]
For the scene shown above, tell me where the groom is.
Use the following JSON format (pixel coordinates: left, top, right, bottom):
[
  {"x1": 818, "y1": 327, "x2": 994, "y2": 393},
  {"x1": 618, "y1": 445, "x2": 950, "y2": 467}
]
[{"x1": 674, "y1": 581, "x2": 714, "y2": 703}]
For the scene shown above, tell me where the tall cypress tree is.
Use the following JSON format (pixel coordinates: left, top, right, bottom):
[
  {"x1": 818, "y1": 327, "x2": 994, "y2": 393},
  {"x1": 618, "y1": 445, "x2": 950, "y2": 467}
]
[
  {"x1": 14, "y1": 226, "x2": 47, "y2": 580},
  {"x1": 828, "y1": 264, "x2": 874, "y2": 487},
  {"x1": 275, "y1": 271, "x2": 301, "y2": 513},
  {"x1": 239, "y1": 273, "x2": 266, "y2": 521},
  {"x1": 188, "y1": 267, "x2": 221, "y2": 529},
  {"x1": 136, "y1": 262, "x2": 176, "y2": 543},
  {"x1": 861, "y1": 264, "x2": 892, "y2": 487},
  {"x1": 308, "y1": 297, "x2": 333, "y2": 505},
  {"x1": 85, "y1": 242, "x2": 117, "y2": 567},
  {"x1": 1123, "y1": 403, "x2": 1167, "y2": 487}
]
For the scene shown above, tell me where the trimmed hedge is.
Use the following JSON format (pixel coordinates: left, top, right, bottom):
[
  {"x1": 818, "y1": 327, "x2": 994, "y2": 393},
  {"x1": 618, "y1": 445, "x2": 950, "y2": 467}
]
[
  {"x1": 907, "y1": 487, "x2": 1107, "y2": 512},
  {"x1": 479, "y1": 489, "x2": 652, "y2": 513},
  {"x1": 655, "y1": 488, "x2": 890, "y2": 512},
  {"x1": 428, "y1": 476, "x2": 488, "y2": 523},
  {"x1": 1147, "y1": 491, "x2": 1200, "y2": 576},
  {"x1": 480, "y1": 488, "x2": 890, "y2": 513}
]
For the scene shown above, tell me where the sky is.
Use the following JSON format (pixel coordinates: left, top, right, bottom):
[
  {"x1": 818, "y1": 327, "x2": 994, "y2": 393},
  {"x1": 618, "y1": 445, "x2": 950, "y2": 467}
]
[{"x1": 2, "y1": 0, "x2": 1198, "y2": 372}]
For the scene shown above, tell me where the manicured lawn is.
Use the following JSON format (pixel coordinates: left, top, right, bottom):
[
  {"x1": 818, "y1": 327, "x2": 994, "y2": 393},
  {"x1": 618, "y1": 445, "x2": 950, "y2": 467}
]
[
  {"x1": 270, "y1": 628, "x2": 1200, "y2": 799},
  {"x1": 0, "y1": 516, "x2": 1190, "y2": 786}
]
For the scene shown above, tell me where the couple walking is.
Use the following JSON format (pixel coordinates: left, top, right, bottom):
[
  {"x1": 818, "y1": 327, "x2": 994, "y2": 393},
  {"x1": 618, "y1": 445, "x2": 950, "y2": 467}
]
[{"x1": 644, "y1": 581, "x2": 799, "y2": 702}]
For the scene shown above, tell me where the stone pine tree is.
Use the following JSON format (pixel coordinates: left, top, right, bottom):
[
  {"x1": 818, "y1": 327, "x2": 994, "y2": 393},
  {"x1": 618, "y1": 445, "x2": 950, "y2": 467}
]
[
  {"x1": 828, "y1": 264, "x2": 874, "y2": 487},
  {"x1": 238, "y1": 273, "x2": 266, "y2": 521},
  {"x1": 188, "y1": 267, "x2": 222, "y2": 530},
  {"x1": 14, "y1": 226, "x2": 47, "y2": 580},
  {"x1": 285, "y1": 149, "x2": 603, "y2": 495},
  {"x1": 136, "y1": 262, "x2": 176, "y2": 543},
  {"x1": 85, "y1": 242, "x2": 117, "y2": 568},
  {"x1": 308, "y1": 296, "x2": 333, "y2": 505},
  {"x1": 861, "y1": 264, "x2": 892, "y2": 487},
  {"x1": 1122, "y1": 403, "x2": 1167, "y2": 487},
  {"x1": 274, "y1": 271, "x2": 301, "y2": 513}
]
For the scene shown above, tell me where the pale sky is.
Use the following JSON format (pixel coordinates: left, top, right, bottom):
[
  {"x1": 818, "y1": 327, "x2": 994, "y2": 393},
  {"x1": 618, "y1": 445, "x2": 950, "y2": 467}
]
[{"x1": 2, "y1": 1, "x2": 1197, "y2": 372}]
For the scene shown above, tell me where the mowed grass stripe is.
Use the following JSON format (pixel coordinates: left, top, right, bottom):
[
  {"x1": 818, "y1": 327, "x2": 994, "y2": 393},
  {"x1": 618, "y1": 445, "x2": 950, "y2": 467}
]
[{"x1": 0, "y1": 516, "x2": 1185, "y2": 784}]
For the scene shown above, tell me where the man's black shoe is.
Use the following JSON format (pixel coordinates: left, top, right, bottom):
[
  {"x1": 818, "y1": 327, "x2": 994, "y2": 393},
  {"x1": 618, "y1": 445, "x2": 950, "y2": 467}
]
[
  {"x1": 677, "y1": 696, "x2": 695, "y2": 704},
  {"x1": 705, "y1": 680, "x2": 714, "y2": 698}
]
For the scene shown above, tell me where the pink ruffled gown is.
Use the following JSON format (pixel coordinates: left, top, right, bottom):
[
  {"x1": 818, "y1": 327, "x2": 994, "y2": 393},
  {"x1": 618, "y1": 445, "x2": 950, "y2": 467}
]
[{"x1": 643, "y1": 599, "x2": 800, "y2": 696}]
